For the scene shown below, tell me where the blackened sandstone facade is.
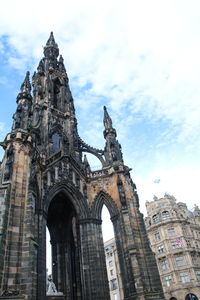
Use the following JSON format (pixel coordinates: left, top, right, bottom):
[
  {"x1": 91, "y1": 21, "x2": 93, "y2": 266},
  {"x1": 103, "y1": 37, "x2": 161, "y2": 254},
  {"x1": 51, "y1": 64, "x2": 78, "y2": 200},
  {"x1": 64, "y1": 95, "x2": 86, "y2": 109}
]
[{"x1": 0, "y1": 33, "x2": 164, "y2": 300}]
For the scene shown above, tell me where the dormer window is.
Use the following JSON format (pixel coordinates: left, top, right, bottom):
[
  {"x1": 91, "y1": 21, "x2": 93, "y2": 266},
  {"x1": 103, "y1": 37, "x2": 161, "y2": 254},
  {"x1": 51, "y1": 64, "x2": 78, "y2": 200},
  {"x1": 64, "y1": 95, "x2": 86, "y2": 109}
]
[
  {"x1": 162, "y1": 211, "x2": 170, "y2": 220},
  {"x1": 153, "y1": 214, "x2": 159, "y2": 224}
]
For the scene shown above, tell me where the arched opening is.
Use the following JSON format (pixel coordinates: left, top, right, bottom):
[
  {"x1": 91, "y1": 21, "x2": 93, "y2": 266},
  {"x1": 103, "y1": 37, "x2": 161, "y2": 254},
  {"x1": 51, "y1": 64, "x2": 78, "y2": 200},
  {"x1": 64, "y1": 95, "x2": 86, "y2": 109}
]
[
  {"x1": 46, "y1": 227, "x2": 52, "y2": 276},
  {"x1": 102, "y1": 205, "x2": 114, "y2": 242},
  {"x1": 46, "y1": 191, "x2": 81, "y2": 299},
  {"x1": 102, "y1": 205, "x2": 123, "y2": 300}
]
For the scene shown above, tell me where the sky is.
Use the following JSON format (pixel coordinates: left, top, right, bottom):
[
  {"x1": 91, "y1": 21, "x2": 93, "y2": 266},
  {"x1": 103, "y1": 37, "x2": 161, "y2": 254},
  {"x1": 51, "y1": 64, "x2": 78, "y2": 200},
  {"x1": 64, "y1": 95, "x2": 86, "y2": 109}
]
[{"x1": 0, "y1": 0, "x2": 200, "y2": 247}]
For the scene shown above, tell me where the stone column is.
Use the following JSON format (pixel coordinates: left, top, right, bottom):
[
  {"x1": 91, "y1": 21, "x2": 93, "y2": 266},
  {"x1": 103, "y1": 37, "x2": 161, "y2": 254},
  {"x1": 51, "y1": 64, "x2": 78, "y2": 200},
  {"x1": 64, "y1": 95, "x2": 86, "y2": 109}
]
[
  {"x1": 36, "y1": 210, "x2": 47, "y2": 300},
  {"x1": 0, "y1": 136, "x2": 38, "y2": 299},
  {"x1": 113, "y1": 202, "x2": 164, "y2": 300},
  {"x1": 79, "y1": 219, "x2": 110, "y2": 300},
  {"x1": 112, "y1": 213, "x2": 137, "y2": 300}
]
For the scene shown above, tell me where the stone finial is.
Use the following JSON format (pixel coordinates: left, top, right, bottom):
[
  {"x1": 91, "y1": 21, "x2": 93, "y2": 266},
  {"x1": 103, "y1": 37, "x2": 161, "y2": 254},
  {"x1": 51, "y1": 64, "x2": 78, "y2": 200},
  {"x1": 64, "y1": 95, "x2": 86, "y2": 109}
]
[
  {"x1": 103, "y1": 106, "x2": 113, "y2": 130},
  {"x1": 59, "y1": 54, "x2": 64, "y2": 64},
  {"x1": 164, "y1": 193, "x2": 176, "y2": 201},
  {"x1": 44, "y1": 32, "x2": 59, "y2": 58},
  {"x1": 46, "y1": 32, "x2": 58, "y2": 48},
  {"x1": 83, "y1": 154, "x2": 91, "y2": 172},
  {"x1": 20, "y1": 71, "x2": 31, "y2": 94},
  {"x1": 58, "y1": 55, "x2": 66, "y2": 73},
  {"x1": 16, "y1": 71, "x2": 32, "y2": 103}
]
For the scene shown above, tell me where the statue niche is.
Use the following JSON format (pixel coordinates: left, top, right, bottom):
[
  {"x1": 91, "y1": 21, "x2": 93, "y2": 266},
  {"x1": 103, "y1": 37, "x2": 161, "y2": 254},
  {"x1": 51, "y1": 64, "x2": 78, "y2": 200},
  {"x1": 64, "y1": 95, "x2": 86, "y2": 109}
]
[
  {"x1": 12, "y1": 102, "x2": 22, "y2": 130},
  {"x1": 47, "y1": 76, "x2": 62, "y2": 108}
]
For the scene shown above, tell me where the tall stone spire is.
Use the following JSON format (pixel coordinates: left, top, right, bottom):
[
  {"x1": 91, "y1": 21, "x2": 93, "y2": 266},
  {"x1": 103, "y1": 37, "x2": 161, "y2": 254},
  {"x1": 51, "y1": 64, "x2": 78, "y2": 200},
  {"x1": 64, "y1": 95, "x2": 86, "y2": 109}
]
[
  {"x1": 103, "y1": 106, "x2": 117, "y2": 139},
  {"x1": 103, "y1": 106, "x2": 123, "y2": 166},
  {"x1": 13, "y1": 72, "x2": 32, "y2": 130}
]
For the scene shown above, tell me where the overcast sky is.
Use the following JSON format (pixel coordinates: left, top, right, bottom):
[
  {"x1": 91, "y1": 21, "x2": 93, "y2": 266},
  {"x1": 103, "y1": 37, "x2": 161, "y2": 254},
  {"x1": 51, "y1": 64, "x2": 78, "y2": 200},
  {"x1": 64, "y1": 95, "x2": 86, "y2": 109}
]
[{"x1": 0, "y1": 1, "x2": 200, "y2": 245}]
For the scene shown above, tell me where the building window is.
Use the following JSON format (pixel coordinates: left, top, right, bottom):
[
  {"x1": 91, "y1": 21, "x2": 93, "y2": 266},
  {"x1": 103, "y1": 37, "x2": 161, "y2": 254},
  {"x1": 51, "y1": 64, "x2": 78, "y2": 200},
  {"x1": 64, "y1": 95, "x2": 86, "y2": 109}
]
[
  {"x1": 196, "y1": 271, "x2": 200, "y2": 281},
  {"x1": 110, "y1": 279, "x2": 118, "y2": 290},
  {"x1": 162, "y1": 211, "x2": 170, "y2": 220},
  {"x1": 109, "y1": 260, "x2": 113, "y2": 267},
  {"x1": 155, "y1": 232, "x2": 161, "y2": 241},
  {"x1": 153, "y1": 214, "x2": 159, "y2": 223},
  {"x1": 160, "y1": 258, "x2": 169, "y2": 270},
  {"x1": 168, "y1": 228, "x2": 175, "y2": 236},
  {"x1": 164, "y1": 275, "x2": 172, "y2": 287},
  {"x1": 157, "y1": 245, "x2": 165, "y2": 253},
  {"x1": 180, "y1": 272, "x2": 190, "y2": 283},
  {"x1": 175, "y1": 255, "x2": 185, "y2": 266},
  {"x1": 110, "y1": 269, "x2": 114, "y2": 276},
  {"x1": 185, "y1": 294, "x2": 198, "y2": 300},
  {"x1": 186, "y1": 240, "x2": 191, "y2": 248}
]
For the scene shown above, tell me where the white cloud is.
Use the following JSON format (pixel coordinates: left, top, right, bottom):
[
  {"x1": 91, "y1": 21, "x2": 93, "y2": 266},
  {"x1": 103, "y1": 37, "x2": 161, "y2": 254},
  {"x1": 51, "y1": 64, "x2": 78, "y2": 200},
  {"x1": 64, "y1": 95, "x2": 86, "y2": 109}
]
[{"x1": 0, "y1": 0, "x2": 200, "y2": 220}]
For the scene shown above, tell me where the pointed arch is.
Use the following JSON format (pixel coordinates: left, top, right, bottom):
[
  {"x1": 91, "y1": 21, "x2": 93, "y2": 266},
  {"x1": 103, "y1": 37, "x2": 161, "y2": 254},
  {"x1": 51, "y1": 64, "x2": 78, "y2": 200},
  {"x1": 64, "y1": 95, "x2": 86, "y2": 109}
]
[
  {"x1": 43, "y1": 180, "x2": 89, "y2": 220},
  {"x1": 91, "y1": 191, "x2": 119, "y2": 220}
]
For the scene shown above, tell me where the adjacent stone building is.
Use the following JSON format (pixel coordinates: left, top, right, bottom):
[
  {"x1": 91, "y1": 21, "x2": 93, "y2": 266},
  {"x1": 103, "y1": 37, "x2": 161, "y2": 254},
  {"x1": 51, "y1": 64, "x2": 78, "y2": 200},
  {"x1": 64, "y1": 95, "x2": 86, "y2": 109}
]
[
  {"x1": 0, "y1": 32, "x2": 164, "y2": 299},
  {"x1": 145, "y1": 194, "x2": 200, "y2": 300},
  {"x1": 104, "y1": 238, "x2": 124, "y2": 300}
]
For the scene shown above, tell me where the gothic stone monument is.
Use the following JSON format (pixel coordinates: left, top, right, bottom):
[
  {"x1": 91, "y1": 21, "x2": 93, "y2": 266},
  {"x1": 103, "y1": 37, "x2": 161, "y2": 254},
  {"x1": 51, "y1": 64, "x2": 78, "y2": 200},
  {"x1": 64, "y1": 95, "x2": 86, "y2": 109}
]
[{"x1": 0, "y1": 33, "x2": 164, "y2": 300}]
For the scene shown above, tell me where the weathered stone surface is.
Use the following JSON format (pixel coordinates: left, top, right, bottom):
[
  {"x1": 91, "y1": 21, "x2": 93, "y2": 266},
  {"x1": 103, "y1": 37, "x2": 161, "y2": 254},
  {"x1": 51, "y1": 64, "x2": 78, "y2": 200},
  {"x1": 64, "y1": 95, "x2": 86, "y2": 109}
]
[{"x1": 0, "y1": 33, "x2": 164, "y2": 300}]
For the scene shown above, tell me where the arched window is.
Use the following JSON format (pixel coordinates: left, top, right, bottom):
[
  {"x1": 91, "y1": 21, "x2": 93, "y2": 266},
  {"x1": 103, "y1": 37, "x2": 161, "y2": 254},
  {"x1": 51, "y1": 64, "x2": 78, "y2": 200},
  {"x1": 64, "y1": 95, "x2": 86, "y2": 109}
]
[
  {"x1": 185, "y1": 294, "x2": 198, "y2": 300},
  {"x1": 52, "y1": 133, "x2": 61, "y2": 152},
  {"x1": 169, "y1": 297, "x2": 177, "y2": 300},
  {"x1": 153, "y1": 214, "x2": 159, "y2": 224},
  {"x1": 162, "y1": 211, "x2": 170, "y2": 220}
]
